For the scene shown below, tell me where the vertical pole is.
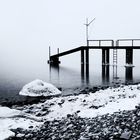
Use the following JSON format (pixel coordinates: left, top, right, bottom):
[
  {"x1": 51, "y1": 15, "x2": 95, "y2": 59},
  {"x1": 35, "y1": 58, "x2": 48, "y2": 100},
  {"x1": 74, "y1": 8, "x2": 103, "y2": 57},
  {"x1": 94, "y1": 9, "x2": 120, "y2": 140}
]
[
  {"x1": 102, "y1": 49, "x2": 109, "y2": 65},
  {"x1": 112, "y1": 40, "x2": 114, "y2": 47},
  {"x1": 132, "y1": 40, "x2": 134, "y2": 47},
  {"x1": 102, "y1": 49, "x2": 105, "y2": 65},
  {"x1": 106, "y1": 49, "x2": 110, "y2": 64},
  {"x1": 125, "y1": 67, "x2": 133, "y2": 82},
  {"x1": 85, "y1": 48, "x2": 89, "y2": 65},
  {"x1": 81, "y1": 49, "x2": 85, "y2": 76},
  {"x1": 99, "y1": 40, "x2": 101, "y2": 47},
  {"x1": 86, "y1": 18, "x2": 88, "y2": 46},
  {"x1": 85, "y1": 48, "x2": 89, "y2": 75},
  {"x1": 57, "y1": 48, "x2": 59, "y2": 54},
  {"x1": 102, "y1": 65, "x2": 110, "y2": 84},
  {"x1": 106, "y1": 65, "x2": 109, "y2": 82},
  {"x1": 81, "y1": 49, "x2": 85, "y2": 65},
  {"x1": 126, "y1": 49, "x2": 133, "y2": 64},
  {"x1": 49, "y1": 46, "x2": 51, "y2": 61}
]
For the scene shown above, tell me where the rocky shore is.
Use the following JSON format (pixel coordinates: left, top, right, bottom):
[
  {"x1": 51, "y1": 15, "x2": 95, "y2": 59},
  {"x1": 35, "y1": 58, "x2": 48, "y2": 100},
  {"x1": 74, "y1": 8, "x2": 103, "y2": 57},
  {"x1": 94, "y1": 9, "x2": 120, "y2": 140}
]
[
  {"x1": 7, "y1": 105, "x2": 140, "y2": 140},
  {"x1": 3, "y1": 82, "x2": 140, "y2": 140}
]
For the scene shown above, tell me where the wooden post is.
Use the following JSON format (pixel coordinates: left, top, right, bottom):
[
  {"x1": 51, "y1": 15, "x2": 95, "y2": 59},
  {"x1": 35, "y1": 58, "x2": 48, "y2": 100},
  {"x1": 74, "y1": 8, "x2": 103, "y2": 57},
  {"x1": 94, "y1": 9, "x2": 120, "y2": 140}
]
[
  {"x1": 85, "y1": 48, "x2": 89, "y2": 65},
  {"x1": 106, "y1": 49, "x2": 110, "y2": 64},
  {"x1": 81, "y1": 49, "x2": 85, "y2": 65},
  {"x1": 85, "y1": 48, "x2": 89, "y2": 75},
  {"x1": 102, "y1": 65, "x2": 110, "y2": 83},
  {"x1": 48, "y1": 46, "x2": 51, "y2": 64},
  {"x1": 81, "y1": 49, "x2": 85, "y2": 75},
  {"x1": 126, "y1": 49, "x2": 133, "y2": 64},
  {"x1": 102, "y1": 49, "x2": 110, "y2": 65},
  {"x1": 125, "y1": 67, "x2": 133, "y2": 82},
  {"x1": 102, "y1": 49, "x2": 105, "y2": 64}
]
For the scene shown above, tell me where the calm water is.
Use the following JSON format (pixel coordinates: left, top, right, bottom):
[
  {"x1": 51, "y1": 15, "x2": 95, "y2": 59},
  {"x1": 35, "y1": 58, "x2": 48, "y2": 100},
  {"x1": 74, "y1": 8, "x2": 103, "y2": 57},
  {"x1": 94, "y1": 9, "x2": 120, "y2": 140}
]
[{"x1": 1, "y1": 49, "x2": 140, "y2": 102}]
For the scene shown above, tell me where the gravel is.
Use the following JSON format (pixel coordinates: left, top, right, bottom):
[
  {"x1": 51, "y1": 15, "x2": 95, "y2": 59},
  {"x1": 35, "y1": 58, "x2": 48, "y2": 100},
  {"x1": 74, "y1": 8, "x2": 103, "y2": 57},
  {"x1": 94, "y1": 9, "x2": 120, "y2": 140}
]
[{"x1": 6, "y1": 104, "x2": 140, "y2": 140}]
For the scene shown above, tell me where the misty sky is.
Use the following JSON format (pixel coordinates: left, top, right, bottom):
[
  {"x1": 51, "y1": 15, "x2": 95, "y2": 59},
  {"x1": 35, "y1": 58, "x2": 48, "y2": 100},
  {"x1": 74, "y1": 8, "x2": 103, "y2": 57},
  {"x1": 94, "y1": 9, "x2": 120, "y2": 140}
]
[{"x1": 0, "y1": 0, "x2": 140, "y2": 82}]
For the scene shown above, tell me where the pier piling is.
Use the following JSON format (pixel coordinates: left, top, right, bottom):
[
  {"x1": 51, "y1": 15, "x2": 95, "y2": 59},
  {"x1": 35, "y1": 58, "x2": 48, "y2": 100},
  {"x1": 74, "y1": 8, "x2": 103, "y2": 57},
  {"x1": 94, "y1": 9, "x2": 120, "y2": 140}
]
[
  {"x1": 102, "y1": 49, "x2": 110, "y2": 65},
  {"x1": 126, "y1": 49, "x2": 133, "y2": 64}
]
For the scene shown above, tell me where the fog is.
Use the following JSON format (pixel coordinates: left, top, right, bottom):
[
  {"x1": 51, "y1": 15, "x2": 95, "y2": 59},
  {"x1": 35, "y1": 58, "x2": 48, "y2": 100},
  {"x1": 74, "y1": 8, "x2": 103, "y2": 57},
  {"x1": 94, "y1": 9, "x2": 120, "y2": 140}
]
[{"x1": 0, "y1": 0, "x2": 140, "y2": 84}]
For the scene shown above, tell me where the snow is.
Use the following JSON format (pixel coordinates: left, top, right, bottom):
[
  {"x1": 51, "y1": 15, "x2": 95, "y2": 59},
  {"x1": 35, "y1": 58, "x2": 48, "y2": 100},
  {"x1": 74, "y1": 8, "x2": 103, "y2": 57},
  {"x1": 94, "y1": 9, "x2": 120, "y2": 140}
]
[
  {"x1": 0, "y1": 107, "x2": 20, "y2": 118},
  {"x1": 0, "y1": 106, "x2": 42, "y2": 140},
  {"x1": 2, "y1": 83, "x2": 140, "y2": 139},
  {"x1": 20, "y1": 84, "x2": 140, "y2": 120},
  {"x1": 19, "y1": 79, "x2": 61, "y2": 97}
]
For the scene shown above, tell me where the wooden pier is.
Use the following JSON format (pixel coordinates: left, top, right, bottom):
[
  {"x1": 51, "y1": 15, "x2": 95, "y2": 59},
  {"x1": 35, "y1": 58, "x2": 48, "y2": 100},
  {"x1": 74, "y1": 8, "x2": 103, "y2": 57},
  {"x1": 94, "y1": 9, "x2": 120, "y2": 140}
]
[{"x1": 48, "y1": 39, "x2": 140, "y2": 74}]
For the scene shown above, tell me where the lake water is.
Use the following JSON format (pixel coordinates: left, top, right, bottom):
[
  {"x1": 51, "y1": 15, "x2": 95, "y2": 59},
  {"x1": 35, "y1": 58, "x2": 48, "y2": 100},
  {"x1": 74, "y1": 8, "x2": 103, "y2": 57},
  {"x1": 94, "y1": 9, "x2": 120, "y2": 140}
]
[{"x1": 1, "y1": 49, "x2": 140, "y2": 103}]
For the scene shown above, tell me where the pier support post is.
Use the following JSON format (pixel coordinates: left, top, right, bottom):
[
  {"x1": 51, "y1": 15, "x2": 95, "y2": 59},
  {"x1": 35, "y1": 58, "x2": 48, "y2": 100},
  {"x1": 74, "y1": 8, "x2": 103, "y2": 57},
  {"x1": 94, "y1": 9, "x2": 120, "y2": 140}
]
[
  {"x1": 125, "y1": 67, "x2": 133, "y2": 83},
  {"x1": 126, "y1": 49, "x2": 133, "y2": 65},
  {"x1": 81, "y1": 49, "x2": 85, "y2": 65},
  {"x1": 81, "y1": 49, "x2": 85, "y2": 76},
  {"x1": 102, "y1": 65, "x2": 110, "y2": 83},
  {"x1": 102, "y1": 49, "x2": 105, "y2": 64},
  {"x1": 102, "y1": 49, "x2": 110, "y2": 65},
  {"x1": 50, "y1": 57, "x2": 60, "y2": 66},
  {"x1": 85, "y1": 48, "x2": 89, "y2": 75},
  {"x1": 85, "y1": 48, "x2": 89, "y2": 65}
]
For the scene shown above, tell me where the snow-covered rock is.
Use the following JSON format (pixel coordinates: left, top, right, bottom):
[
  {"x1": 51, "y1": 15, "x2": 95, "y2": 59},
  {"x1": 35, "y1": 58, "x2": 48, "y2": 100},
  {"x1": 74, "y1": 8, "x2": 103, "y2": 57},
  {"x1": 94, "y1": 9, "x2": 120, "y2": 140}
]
[{"x1": 19, "y1": 79, "x2": 61, "y2": 97}]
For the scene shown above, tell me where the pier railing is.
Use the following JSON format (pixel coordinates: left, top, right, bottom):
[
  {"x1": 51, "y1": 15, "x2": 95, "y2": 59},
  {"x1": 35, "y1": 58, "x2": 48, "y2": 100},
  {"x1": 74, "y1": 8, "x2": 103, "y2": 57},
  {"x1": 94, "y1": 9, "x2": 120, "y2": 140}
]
[
  {"x1": 48, "y1": 38, "x2": 140, "y2": 66},
  {"x1": 87, "y1": 40, "x2": 114, "y2": 47},
  {"x1": 116, "y1": 39, "x2": 140, "y2": 47}
]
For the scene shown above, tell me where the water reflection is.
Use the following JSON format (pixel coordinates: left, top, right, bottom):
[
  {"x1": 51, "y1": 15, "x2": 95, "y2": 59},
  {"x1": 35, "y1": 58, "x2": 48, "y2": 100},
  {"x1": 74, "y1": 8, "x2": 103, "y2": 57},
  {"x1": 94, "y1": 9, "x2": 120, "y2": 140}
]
[
  {"x1": 49, "y1": 63, "x2": 135, "y2": 88},
  {"x1": 102, "y1": 65, "x2": 110, "y2": 84}
]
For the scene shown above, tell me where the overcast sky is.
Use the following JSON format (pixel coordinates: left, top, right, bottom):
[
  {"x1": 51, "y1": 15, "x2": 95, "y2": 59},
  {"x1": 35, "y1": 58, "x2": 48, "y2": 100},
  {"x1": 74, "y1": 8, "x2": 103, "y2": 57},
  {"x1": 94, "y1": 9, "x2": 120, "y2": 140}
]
[{"x1": 0, "y1": 0, "x2": 140, "y2": 80}]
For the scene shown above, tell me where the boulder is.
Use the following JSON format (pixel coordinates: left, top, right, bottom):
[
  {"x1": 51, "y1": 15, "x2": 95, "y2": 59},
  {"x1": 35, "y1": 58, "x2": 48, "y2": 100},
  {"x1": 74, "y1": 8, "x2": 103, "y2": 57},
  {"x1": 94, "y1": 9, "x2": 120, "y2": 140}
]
[{"x1": 19, "y1": 79, "x2": 61, "y2": 97}]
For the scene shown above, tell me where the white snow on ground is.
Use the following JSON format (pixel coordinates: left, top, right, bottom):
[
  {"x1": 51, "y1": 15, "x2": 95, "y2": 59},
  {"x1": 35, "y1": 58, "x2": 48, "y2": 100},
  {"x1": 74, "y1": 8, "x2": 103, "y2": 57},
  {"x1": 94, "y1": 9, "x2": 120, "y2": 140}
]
[
  {"x1": 21, "y1": 84, "x2": 140, "y2": 120},
  {"x1": 40, "y1": 84, "x2": 140, "y2": 119},
  {"x1": 0, "y1": 107, "x2": 20, "y2": 118},
  {"x1": 19, "y1": 79, "x2": 61, "y2": 97},
  {"x1": 0, "y1": 107, "x2": 43, "y2": 140},
  {"x1": 1, "y1": 83, "x2": 140, "y2": 139}
]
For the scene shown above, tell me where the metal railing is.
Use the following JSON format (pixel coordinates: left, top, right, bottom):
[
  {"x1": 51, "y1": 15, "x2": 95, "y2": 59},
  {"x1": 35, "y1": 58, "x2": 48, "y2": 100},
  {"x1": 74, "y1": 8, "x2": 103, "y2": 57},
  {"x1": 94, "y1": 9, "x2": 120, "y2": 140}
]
[
  {"x1": 116, "y1": 39, "x2": 140, "y2": 47},
  {"x1": 87, "y1": 40, "x2": 114, "y2": 47}
]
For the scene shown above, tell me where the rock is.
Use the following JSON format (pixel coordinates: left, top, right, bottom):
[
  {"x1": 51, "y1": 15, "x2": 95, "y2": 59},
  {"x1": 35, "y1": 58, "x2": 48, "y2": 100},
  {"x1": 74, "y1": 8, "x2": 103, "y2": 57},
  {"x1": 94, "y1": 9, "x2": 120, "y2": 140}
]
[
  {"x1": 19, "y1": 79, "x2": 61, "y2": 97},
  {"x1": 120, "y1": 131, "x2": 132, "y2": 140}
]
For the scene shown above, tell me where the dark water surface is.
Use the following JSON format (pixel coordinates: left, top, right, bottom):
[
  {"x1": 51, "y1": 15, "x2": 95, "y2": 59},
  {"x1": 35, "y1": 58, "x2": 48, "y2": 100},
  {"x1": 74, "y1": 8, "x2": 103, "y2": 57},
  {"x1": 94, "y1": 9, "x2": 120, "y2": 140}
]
[{"x1": 1, "y1": 50, "x2": 140, "y2": 104}]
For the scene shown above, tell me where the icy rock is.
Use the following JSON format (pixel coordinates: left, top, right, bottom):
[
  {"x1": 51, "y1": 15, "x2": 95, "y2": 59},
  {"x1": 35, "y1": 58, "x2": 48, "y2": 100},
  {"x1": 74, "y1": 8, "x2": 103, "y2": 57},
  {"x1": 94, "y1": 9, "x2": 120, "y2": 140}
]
[
  {"x1": 120, "y1": 131, "x2": 132, "y2": 140},
  {"x1": 19, "y1": 79, "x2": 61, "y2": 97}
]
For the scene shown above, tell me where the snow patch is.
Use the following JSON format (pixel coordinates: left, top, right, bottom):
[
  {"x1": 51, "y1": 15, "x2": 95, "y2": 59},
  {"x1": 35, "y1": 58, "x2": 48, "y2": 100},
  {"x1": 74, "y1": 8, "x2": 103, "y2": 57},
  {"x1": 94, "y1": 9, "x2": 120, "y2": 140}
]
[
  {"x1": 2, "y1": 84, "x2": 140, "y2": 139},
  {"x1": 19, "y1": 79, "x2": 61, "y2": 97},
  {"x1": 19, "y1": 84, "x2": 140, "y2": 121},
  {"x1": 0, "y1": 107, "x2": 20, "y2": 118},
  {"x1": 0, "y1": 106, "x2": 42, "y2": 140}
]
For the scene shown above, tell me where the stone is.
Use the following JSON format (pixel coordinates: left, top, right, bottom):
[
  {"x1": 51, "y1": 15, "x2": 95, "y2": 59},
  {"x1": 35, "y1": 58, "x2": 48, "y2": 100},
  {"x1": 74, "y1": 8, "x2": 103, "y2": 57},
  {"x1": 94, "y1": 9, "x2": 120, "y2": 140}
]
[{"x1": 120, "y1": 131, "x2": 132, "y2": 140}]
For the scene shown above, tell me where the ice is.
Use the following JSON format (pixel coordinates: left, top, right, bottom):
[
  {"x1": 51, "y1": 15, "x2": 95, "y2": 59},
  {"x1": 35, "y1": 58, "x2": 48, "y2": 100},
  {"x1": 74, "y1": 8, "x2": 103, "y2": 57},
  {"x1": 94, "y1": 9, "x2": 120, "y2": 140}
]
[{"x1": 19, "y1": 79, "x2": 61, "y2": 97}]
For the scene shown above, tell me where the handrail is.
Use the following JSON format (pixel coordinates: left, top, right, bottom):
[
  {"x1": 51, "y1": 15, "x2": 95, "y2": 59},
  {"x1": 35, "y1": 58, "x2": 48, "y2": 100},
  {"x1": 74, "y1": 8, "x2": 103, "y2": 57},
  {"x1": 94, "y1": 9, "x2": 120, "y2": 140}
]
[
  {"x1": 87, "y1": 40, "x2": 114, "y2": 47},
  {"x1": 116, "y1": 39, "x2": 140, "y2": 47}
]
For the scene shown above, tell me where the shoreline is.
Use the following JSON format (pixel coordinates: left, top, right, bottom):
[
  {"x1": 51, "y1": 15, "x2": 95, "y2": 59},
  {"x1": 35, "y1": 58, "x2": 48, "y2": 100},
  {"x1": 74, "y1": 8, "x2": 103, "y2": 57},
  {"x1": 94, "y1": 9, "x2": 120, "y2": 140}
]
[
  {"x1": 0, "y1": 81, "x2": 139, "y2": 107},
  {"x1": 4, "y1": 83, "x2": 140, "y2": 140}
]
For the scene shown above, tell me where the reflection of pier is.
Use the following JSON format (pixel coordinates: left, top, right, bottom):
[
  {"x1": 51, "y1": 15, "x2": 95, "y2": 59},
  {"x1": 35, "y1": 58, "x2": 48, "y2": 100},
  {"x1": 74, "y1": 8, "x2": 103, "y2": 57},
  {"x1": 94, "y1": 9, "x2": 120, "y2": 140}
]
[{"x1": 102, "y1": 65, "x2": 110, "y2": 84}]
